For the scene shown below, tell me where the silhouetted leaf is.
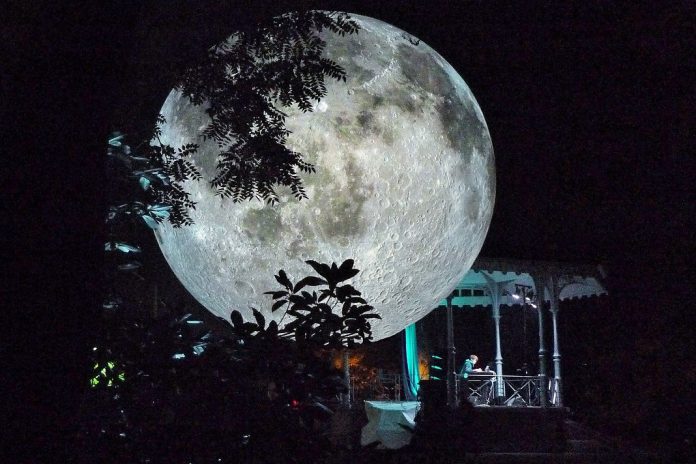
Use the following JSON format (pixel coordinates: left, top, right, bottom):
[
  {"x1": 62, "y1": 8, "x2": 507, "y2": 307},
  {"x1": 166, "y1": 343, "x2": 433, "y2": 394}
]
[
  {"x1": 293, "y1": 276, "x2": 327, "y2": 293},
  {"x1": 354, "y1": 305, "x2": 375, "y2": 314},
  {"x1": 272, "y1": 300, "x2": 287, "y2": 312},
  {"x1": 283, "y1": 319, "x2": 302, "y2": 332},
  {"x1": 230, "y1": 310, "x2": 243, "y2": 328},
  {"x1": 305, "y1": 260, "x2": 331, "y2": 279},
  {"x1": 242, "y1": 322, "x2": 258, "y2": 333},
  {"x1": 286, "y1": 308, "x2": 303, "y2": 318},
  {"x1": 252, "y1": 308, "x2": 265, "y2": 329},
  {"x1": 264, "y1": 290, "x2": 289, "y2": 299},
  {"x1": 300, "y1": 291, "x2": 316, "y2": 303},
  {"x1": 317, "y1": 303, "x2": 332, "y2": 314},
  {"x1": 288, "y1": 294, "x2": 305, "y2": 305},
  {"x1": 338, "y1": 259, "x2": 355, "y2": 272},
  {"x1": 341, "y1": 301, "x2": 352, "y2": 316},
  {"x1": 275, "y1": 270, "x2": 292, "y2": 289},
  {"x1": 336, "y1": 284, "x2": 360, "y2": 300},
  {"x1": 335, "y1": 267, "x2": 359, "y2": 283},
  {"x1": 266, "y1": 320, "x2": 278, "y2": 338},
  {"x1": 318, "y1": 290, "x2": 331, "y2": 302}
]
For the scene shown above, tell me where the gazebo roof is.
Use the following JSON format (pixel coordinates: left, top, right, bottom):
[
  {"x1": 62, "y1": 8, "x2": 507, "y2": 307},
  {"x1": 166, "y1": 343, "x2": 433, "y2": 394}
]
[{"x1": 439, "y1": 257, "x2": 607, "y2": 308}]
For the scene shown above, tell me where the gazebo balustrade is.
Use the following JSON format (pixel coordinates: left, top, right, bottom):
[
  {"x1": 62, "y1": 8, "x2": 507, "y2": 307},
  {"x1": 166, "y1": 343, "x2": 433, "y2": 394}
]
[
  {"x1": 460, "y1": 374, "x2": 558, "y2": 407},
  {"x1": 352, "y1": 372, "x2": 560, "y2": 408}
]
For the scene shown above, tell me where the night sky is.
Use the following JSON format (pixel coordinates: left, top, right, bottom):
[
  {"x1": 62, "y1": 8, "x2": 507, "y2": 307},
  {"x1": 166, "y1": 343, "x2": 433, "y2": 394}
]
[{"x1": 4, "y1": 0, "x2": 693, "y2": 459}]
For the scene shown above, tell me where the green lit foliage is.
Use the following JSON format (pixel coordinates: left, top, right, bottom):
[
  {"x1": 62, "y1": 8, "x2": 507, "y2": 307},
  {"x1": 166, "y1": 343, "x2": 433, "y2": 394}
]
[
  {"x1": 77, "y1": 309, "x2": 224, "y2": 462},
  {"x1": 177, "y1": 11, "x2": 359, "y2": 204},
  {"x1": 89, "y1": 359, "x2": 126, "y2": 388}
]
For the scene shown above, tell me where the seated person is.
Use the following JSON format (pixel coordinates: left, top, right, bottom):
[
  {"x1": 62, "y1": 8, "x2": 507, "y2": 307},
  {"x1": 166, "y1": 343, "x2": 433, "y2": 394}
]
[
  {"x1": 459, "y1": 354, "x2": 482, "y2": 379},
  {"x1": 461, "y1": 355, "x2": 496, "y2": 405}
]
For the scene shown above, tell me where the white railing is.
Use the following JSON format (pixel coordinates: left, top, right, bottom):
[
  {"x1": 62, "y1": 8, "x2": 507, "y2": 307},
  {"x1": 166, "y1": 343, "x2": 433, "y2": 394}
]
[
  {"x1": 352, "y1": 373, "x2": 561, "y2": 407},
  {"x1": 462, "y1": 374, "x2": 554, "y2": 407}
]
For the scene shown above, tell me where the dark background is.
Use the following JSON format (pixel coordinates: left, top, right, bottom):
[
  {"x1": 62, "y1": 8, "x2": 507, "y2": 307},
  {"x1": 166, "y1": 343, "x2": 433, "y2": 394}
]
[{"x1": 3, "y1": 0, "x2": 693, "y2": 460}]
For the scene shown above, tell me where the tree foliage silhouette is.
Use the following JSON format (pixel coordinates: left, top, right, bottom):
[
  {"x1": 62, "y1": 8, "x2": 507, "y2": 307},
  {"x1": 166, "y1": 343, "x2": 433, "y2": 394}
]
[
  {"x1": 108, "y1": 119, "x2": 201, "y2": 230},
  {"x1": 83, "y1": 12, "x2": 374, "y2": 462},
  {"x1": 260, "y1": 258, "x2": 380, "y2": 348},
  {"x1": 176, "y1": 10, "x2": 359, "y2": 205},
  {"x1": 78, "y1": 260, "x2": 380, "y2": 463}
]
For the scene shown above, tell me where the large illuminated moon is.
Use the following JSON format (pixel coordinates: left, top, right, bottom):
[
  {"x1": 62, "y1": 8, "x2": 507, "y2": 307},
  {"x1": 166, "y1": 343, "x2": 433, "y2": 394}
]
[{"x1": 155, "y1": 14, "x2": 495, "y2": 340}]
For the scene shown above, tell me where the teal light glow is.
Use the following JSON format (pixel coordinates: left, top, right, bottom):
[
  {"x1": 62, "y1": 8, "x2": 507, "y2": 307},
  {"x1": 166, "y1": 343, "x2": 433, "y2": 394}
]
[
  {"x1": 403, "y1": 324, "x2": 420, "y2": 400},
  {"x1": 430, "y1": 353, "x2": 444, "y2": 380},
  {"x1": 108, "y1": 133, "x2": 124, "y2": 147}
]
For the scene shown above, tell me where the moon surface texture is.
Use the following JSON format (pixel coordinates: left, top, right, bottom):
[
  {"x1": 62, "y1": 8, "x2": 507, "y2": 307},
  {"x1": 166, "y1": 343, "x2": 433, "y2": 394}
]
[{"x1": 155, "y1": 14, "x2": 495, "y2": 341}]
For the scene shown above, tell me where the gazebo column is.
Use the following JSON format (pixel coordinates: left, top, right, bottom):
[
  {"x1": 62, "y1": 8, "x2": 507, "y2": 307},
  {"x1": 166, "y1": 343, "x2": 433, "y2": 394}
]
[
  {"x1": 492, "y1": 311, "x2": 504, "y2": 398},
  {"x1": 531, "y1": 273, "x2": 548, "y2": 407},
  {"x1": 548, "y1": 275, "x2": 563, "y2": 406},
  {"x1": 482, "y1": 273, "x2": 507, "y2": 399},
  {"x1": 445, "y1": 295, "x2": 458, "y2": 409}
]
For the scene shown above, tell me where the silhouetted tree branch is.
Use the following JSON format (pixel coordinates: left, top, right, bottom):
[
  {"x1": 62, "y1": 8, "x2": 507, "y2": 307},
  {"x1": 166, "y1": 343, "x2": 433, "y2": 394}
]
[
  {"x1": 176, "y1": 10, "x2": 359, "y2": 205},
  {"x1": 107, "y1": 123, "x2": 200, "y2": 229}
]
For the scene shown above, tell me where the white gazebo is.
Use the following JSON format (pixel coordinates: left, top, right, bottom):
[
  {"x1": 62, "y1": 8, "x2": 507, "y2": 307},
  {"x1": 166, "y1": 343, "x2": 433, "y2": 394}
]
[
  {"x1": 405, "y1": 257, "x2": 608, "y2": 407},
  {"x1": 364, "y1": 258, "x2": 608, "y2": 451}
]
